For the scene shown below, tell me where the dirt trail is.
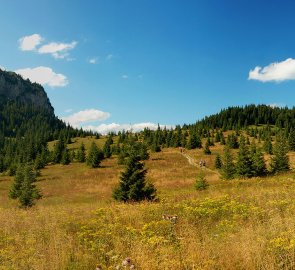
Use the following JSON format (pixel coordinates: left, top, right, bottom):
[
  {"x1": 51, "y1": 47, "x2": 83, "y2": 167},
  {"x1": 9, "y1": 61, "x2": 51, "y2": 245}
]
[{"x1": 180, "y1": 151, "x2": 218, "y2": 174}]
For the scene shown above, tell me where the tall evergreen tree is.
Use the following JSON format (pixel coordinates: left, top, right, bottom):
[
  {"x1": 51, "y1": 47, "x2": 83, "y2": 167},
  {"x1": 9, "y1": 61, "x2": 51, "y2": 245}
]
[
  {"x1": 113, "y1": 154, "x2": 156, "y2": 202},
  {"x1": 76, "y1": 142, "x2": 86, "y2": 162},
  {"x1": 203, "y1": 140, "x2": 211, "y2": 155},
  {"x1": 86, "y1": 142, "x2": 104, "y2": 168},
  {"x1": 251, "y1": 145, "x2": 267, "y2": 177},
  {"x1": 236, "y1": 136, "x2": 253, "y2": 178},
  {"x1": 103, "y1": 135, "x2": 113, "y2": 158},
  {"x1": 61, "y1": 149, "x2": 71, "y2": 165},
  {"x1": 221, "y1": 146, "x2": 235, "y2": 180},
  {"x1": 52, "y1": 138, "x2": 66, "y2": 163},
  {"x1": 215, "y1": 154, "x2": 223, "y2": 169},
  {"x1": 9, "y1": 164, "x2": 42, "y2": 207},
  {"x1": 288, "y1": 129, "x2": 295, "y2": 151},
  {"x1": 270, "y1": 133, "x2": 290, "y2": 173},
  {"x1": 263, "y1": 135, "x2": 273, "y2": 154},
  {"x1": 186, "y1": 131, "x2": 201, "y2": 149}
]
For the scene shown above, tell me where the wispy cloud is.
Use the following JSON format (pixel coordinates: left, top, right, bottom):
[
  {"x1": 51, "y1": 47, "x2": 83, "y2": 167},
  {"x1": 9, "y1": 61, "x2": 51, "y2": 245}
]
[
  {"x1": 121, "y1": 74, "x2": 128, "y2": 79},
  {"x1": 83, "y1": 122, "x2": 174, "y2": 135},
  {"x1": 88, "y1": 57, "x2": 98, "y2": 64},
  {"x1": 62, "y1": 109, "x2": 111, "y2": 127},
  {"x1": 249, "y1": 58, "x2": 295, "y2": 82},
  {"x1": 106, "y1": 54, "x2": 114, "y2": 61},
  {"x1": 38, "y1": 41, "x2": 77, "y2": 59},
  {"x1": 15, "y1": 66, "x2": 68, "y2": 87},
  {"x1": 65, "y1": 108, "x2": 73, "y2": 113},
  {"x1": 18, "y1": 34, "x2": 43, "y2": 51}
]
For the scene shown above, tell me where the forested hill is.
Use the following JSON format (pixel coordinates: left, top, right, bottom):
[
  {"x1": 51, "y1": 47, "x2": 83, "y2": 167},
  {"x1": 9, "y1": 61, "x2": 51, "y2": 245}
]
[
  {"x1": 194, "y1": 104, "x2": 295, "y2": 130},
  {"x1": 0, "y1": 69, "x2": 95, "y2": 174}
]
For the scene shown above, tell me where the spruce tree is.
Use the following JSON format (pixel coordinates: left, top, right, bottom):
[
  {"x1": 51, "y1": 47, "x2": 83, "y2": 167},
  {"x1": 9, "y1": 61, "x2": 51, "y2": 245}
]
[
  {"x1": 263, "y1": 135, "x2": 273, "y2": 154},
  {"x1": 61, "y1": 149, "x2": 71, "y2": 165},
  {"x1": 215, "y1": 131, "x2": 221, "y2": 143},
  {"x1": 203, "y1": 140, "x2": 211, "y2": 155},
  {"x1": 221, "y1": 146, "x2": 235, "y2": 180},
  {"x1": 9, "y1": 164, "x2": 42, "y2": 207},
  {"x1": 186, "y1": 131, "x2": 201, "y2": 149},
  {"x1": 270, "y1": 133, "x2": 290, "y2": 173},
  {"x1": 236, "y1": 136, "x2": 253, "y2": 178},
  {"x1": 86, "y1": 142, "x2": 104, "y2": 168},
  {"x1": 288, "y1": 129, "x2": 295, "y2": 151},
  {"x1": 113, "y1": 154, "x2": 156, "y2": 202},
  {"x1": 103, "y1": 137, "x2": 113, "y2": 158},
  {"x1": 52, "y1": 138, "x2": 66, "y2": 163},
  {"x1": 215, "y1": 154, "x2": 222, "y2": 169},
  {"x1": 9, "y1": 165, "x2": 24, "y2": 199},
  {"x1": 251, "y1": 146, "x2": 267, "y2": 177},
  {"x1": 77, "y1": 143, "x2": 86, "y2": 162},
  {"x1": 195, "y1": 172, "x2": 209, "y2": 190}
]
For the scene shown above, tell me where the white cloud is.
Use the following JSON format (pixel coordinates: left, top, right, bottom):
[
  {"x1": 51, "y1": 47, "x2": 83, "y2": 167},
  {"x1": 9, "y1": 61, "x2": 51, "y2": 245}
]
[
  {"x1": 83, "y1": 122, "x2": 174, "y2": 135},
  {"x1": 0, "y1": 65, "x2": 5, "y2": 71},
  {"x1": 249, "y1": 58, "x2": 295, "y2": 82},
  {"x1": 88, "y1": 57, "x2": 98, "y2": 64},
  {"x1": 15, "y1": 66, "x2": 68, "y2": 87},
  {"x1": 18, "y1": 34, "x2": 43, "y2": 51},
  {"x1": 62, "y1": 109, "x2": 111, "y2": 126},
  {"x1": 65, "y1": 108, "x2": 73, "y2": 113},
  {"x1": 106, "y1": 54, "x2": 114, "y2": 61},
  {"x1": 38, "y1": 41, "x2": 77, "y2": 59},
  {"x1": 121, "y1": 75, "x2": 128, "y2": 79}
]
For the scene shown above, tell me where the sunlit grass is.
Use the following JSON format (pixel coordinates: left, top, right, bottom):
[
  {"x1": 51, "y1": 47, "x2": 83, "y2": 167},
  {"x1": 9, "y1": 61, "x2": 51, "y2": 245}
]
[{"x1": 1, "y1": 138, "x2": 295, "y2": 269}]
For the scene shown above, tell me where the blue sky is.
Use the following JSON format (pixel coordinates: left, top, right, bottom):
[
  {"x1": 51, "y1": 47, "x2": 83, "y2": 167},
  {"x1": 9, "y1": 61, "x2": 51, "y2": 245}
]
[{"x1": 1, "y1": 0, "x2": 295, "y2": 133}]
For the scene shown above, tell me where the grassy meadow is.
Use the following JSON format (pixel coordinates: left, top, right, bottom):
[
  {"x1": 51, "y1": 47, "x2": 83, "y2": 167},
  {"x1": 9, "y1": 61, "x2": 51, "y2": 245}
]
[{"x1": 1, "y1": 137, "x2": 295, "y2": 269}]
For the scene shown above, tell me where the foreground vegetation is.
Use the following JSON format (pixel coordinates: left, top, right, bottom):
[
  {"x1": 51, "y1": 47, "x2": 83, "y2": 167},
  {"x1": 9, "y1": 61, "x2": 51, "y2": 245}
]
[{"x1": 1, "y1": 138, "x2": 295, "y2": 269}]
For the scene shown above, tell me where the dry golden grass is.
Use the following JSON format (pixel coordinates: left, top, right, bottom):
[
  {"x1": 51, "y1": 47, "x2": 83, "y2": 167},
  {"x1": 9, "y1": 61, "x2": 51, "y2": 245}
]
[{"x1": 1, "y1": 138, "x2": 295, "y2": 269}]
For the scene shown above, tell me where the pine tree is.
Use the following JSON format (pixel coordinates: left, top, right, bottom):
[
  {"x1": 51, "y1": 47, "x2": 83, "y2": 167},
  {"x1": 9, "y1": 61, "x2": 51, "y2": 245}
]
[
  {"x1": 226, "y1": 133, "x2": 239, "y2": 149},
  {"x1": 103, "y1": 136, "x2": 113, "y2": 158},
  {"x1": 113, "y1": 154, "x2": 156, "y2": 202},
  {"x1": 221, "y1": 146, "x2": 235, "y2": 180},
  {"x1": 77, "y1": 143, "x2": 86, "y2": 162},
  {"x1": 263, "y1": 135, "x2": 273, "y2": 154},
  {"x1": 86, "y1": 142, "x2": 104, "y2": 168},
  {"x1": 186, "y1": 131, "x2": 201, "y2": 149},
  {"x1": 215, "y1": 131, "x2": 221, "y2": 143},
  {"x1": 236, "y1": 136, "x2": 253, "y2": 178},
  {"x1": 288, "y1": 129, "x2": 295, "y2": 151},
  {"x1": 251, "y1": 145, "x2": 267, "y2": 177},
  {"x1": 203, "y1": 140, "x2": 211, "y2": 155},
  {"x1": 9, "y1": 164, "x2": 24, "y2": 199},
  {"x1": 61, "y1": 149, "x2": 71, "y2": 165},
  {"x1": 52, "y1": 138, "x2": 66, "y2": 163},
  {"x1": 195, "y1": 172, "x2": 209, "y2": 190},
  {"x1": 215, "y1": 154, "x2": 222, "y2": 169},
  {"x1": 9, "y1": 164, "x2": 42, "y2": 207},
  {"x1": 270, "y1": 133, "x2": 290, "y2": 173},
  {"x1": 151, "y1": 141, "x2": 161, "y2": 152}
]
